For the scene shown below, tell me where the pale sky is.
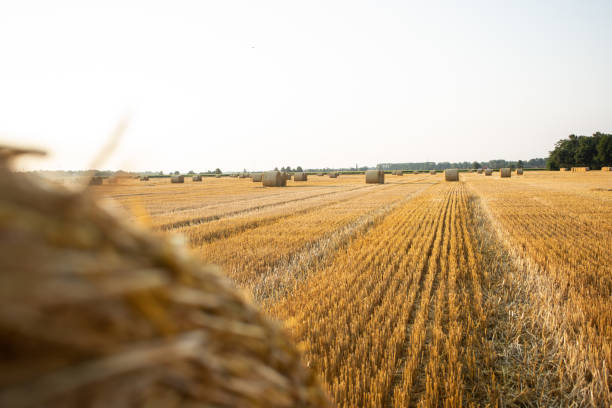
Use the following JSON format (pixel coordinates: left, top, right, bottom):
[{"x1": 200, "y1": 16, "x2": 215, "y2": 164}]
[{"x1": 1, "y1": 0, "x2": 611, "y2": 172}]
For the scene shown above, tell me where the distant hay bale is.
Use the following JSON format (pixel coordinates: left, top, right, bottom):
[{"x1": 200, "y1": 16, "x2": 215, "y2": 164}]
[
  {"x1": 262, "y1": 170, "x2": 286, "y2": 187},
  {"x1": 89, "y1": 176, "x2": 103, "y2": 186},
  {"x1": 294, "y1": 172, "x2": 307, "y2": 181},
  {"x1": 139, "y1": 176, "x2": 149, "y2": 181},
  {"x1": 251, "y1": 173, "x2": 262, "y2": 182},
  {"x1": 215, "y1": 174, "x2": 222, "y2": 178},
  {"x1": 602, "y1": 167, "x2": 611, "y2": 171},
  {"x1": 444, "y1": 169, "x2": 459, "y2": 181},
  {"x1": 392, "y1": 170, "x2": 403, "y2": 176},
  {"x1": 500, "y1": 168, "x2": 511, "y2": 178},
  {"x1": 365, "y1": 170, "x2": 384, "y2": 184},
  {"x1": 516, "y1": 168, "x2": 523, "y2": 175},
  {"x1": 477, "y1": 169, "x2": 483, "y2": 174},
  {"x1": 430, "y1": 170, "x2": 436, "y2": 175},
  {"x1": 317, "y1": 172, "x2": 324, "y2": 176},
  {"x1": 171, "y1": 175, "x2": 184, "y2": 183},
  {"x1": 328, "y1": 172, "x2": 338, "y2": 178},
  {"x1": 485, "y1": 169, "x2": 493, "y2": 176},
  {"x1": 0, "y1": 149, "x2": 329, "y2": 408},
  {"x1": 560, "y1": 168, "x2": 569, "y2": 172},
  {"x1": 192, "y1": 175, "x2": 202, "y2": 182},
  {"x1": 571, "y1": 167, "x2": 590, "y2": 172}
]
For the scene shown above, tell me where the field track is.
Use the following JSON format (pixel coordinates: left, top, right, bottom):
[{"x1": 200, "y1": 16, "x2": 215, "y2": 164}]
[{"x1": 96, "y1": 172, "x2": 612, "y2": 407}]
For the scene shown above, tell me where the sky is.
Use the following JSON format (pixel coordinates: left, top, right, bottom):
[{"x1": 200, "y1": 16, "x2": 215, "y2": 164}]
[{"x1": 1, "y1": 0, "x2": 611, "y2": 172}]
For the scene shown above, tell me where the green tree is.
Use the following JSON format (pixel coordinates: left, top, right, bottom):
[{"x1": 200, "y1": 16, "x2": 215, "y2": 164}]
[
  {"x1": 472, "y1": 161, "x2": 480, "y2": 169},
  {"x1": 596, "y1": 133, "x2": 612, "y2": 165},
  {"x1": 296, "y1": 166, "x2": 303, "y2": 172},
  {"x1": 215, "y1": 168, "x2": 222, "y2": 174}
]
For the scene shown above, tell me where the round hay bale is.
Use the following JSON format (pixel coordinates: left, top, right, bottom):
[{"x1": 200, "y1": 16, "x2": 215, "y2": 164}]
[
  {"x1": 500, "y1": 168, "x2": 511, "y2": 178},
  {"x1": 444, "y1": 169, "x2": 459, "y2": 181},
  {"x1": 171, "y1": 175, "x2": 184, "y2": 183},
  {"x1": 0, "y1": 149, "x2": 329, "y2": 408},
  {"x1": 251, "y1": 173, "x2": 263, "y2": 182},
  {"x1": 192, "y1": 175, "x2": 202, "y2": 182},
  {"x1": 516, "y1": 168, "x2": 523, "y2": 175},
  {"x1": 89, "y1": 176, "x2": 103, "y2": 186},
  {"x1": 485, "y1": 169, "x2": 493, "y2": 176},
  {"x1": 365, "y1": 170, "x2": 384, "y2": 184},
  {"x1": 262, "y1": 170, "x2": 285, "y2": 187},
  {"x1": 429, "y1": 170, "x2": 436, "y2": 175},
  {"x1": 477, "y1": 169, "x2": 483, "y2": 174},
  {"x1": 560, "y1": 168, "x2": 568, "y2": 172},
  {"x1": 293, "y1": 173, "x2": 307, "y2": 182},
  {"x1": 139, "y1": 176, "x2": 149, "y2": 181},
  {"x1": 328, "y1": 172, "x2": 337, "y2": 179},
  {"x1": 601, "y1": 167, "x2": 611, "y2": 171}
]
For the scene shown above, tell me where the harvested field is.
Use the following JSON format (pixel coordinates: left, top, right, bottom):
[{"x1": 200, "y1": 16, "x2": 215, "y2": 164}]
[{"x1": 94, "y1": 171, "x2": 611, "y2": 407}]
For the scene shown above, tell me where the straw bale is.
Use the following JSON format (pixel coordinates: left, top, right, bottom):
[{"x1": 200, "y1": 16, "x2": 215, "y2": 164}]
[
  {"x1": 500, "y1": 168, "x2": 511, "y2": 178},
  {"x1": 485, "y1": 169, "x2": 493, "y2": 176},
  {"x1": 89, "y1": 177, "x2": 103, "y2": 186},
  {"x1": 444, "y1": 169, "x2": 459, "y2": 181},
  {"x1": 328, "y1": 172, "x2": 337, "y2": 178},
  {"x1": 293, "y1": 172, "x2": 307, "y2": 181},
  {"x1": 516, "y1": 168, "x2": 523, "y2": 175},
  {"x1": 430, "y1": 170, "x2": 436, "y2": 175},
  {"x1": 192, "y1": 175, "x2": 202, "y2": 182},
  {"x1": 571, "y1": 167, "x2": 589, "y2": 172},
  {"x1": 0, "y1": 148, "x2": 329, "y2": 408},
  {"x1": 251, "y1": 173, "x2": 263, "y2": 182},
  {"x1": 262, "y1": 171, "x2": 285, "y2": 187},
  {"x1": 601, "y1": 167, "x2": 611, "y2": 171},
  {"x1": 477, "y1": 169, "x2": 483, "y2": 174},
  {"x1": 171, "y1": 175, "x2": 184, "y2": 183},
  {"x1": 365, "y1": 170, "x2": 384, "y2": 184}
]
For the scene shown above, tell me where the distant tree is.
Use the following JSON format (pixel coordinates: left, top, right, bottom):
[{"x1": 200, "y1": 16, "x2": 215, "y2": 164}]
[
  {"x1": 188, "y1": 170, "x2": 194, "y2": 175},
  {"x1": 517, "y1": 160, "x2": 523, "y2": 168},
  {"x1": 174, "y1": 171, "x2": 179, "y2": 175},
  {"x1": 214, "y1": 168, "x2": 222, "y2": 174},
  {"x1": 596, "y1": 133, "x2": 612, "y2": 165},
  {"x1": 472, "y1": 161, "x2": 481, "y2": 169},
  {"x1": 159, "y1": 171, "x2": 164, "y2": 175},
  {"x1": 548, "y1": 132, "x2": 610, "y2": 169},
  {"x1": 274, "y1": 167, "x2": 279, "y2": 171},
  {"x1": 296, "y1": 166, "x2": 303, "y2": 172}
]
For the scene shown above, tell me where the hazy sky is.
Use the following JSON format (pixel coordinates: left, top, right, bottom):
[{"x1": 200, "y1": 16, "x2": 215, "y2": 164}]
[{"x1": 1, "y1": 1, "x2": 611, "y2": 171}]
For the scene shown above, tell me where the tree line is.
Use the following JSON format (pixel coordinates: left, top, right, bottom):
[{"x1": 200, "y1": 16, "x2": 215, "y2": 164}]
[
  {"x1": 377, "y1": 158, "x2": 546, "y2": 171},
  {"x1": 547, "y1": 132, "x2": 612, "y2": 170}
]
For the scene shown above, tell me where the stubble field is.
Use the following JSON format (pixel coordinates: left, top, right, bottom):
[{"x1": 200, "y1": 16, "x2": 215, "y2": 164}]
[{"x1": 95, "y1": 171, "x2": 612, "y2": 407}]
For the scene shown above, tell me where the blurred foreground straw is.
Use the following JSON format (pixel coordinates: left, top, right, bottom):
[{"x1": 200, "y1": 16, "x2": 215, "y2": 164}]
[{"x1": 0, "y1": 146, "x2": 330, "y2": 408}]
